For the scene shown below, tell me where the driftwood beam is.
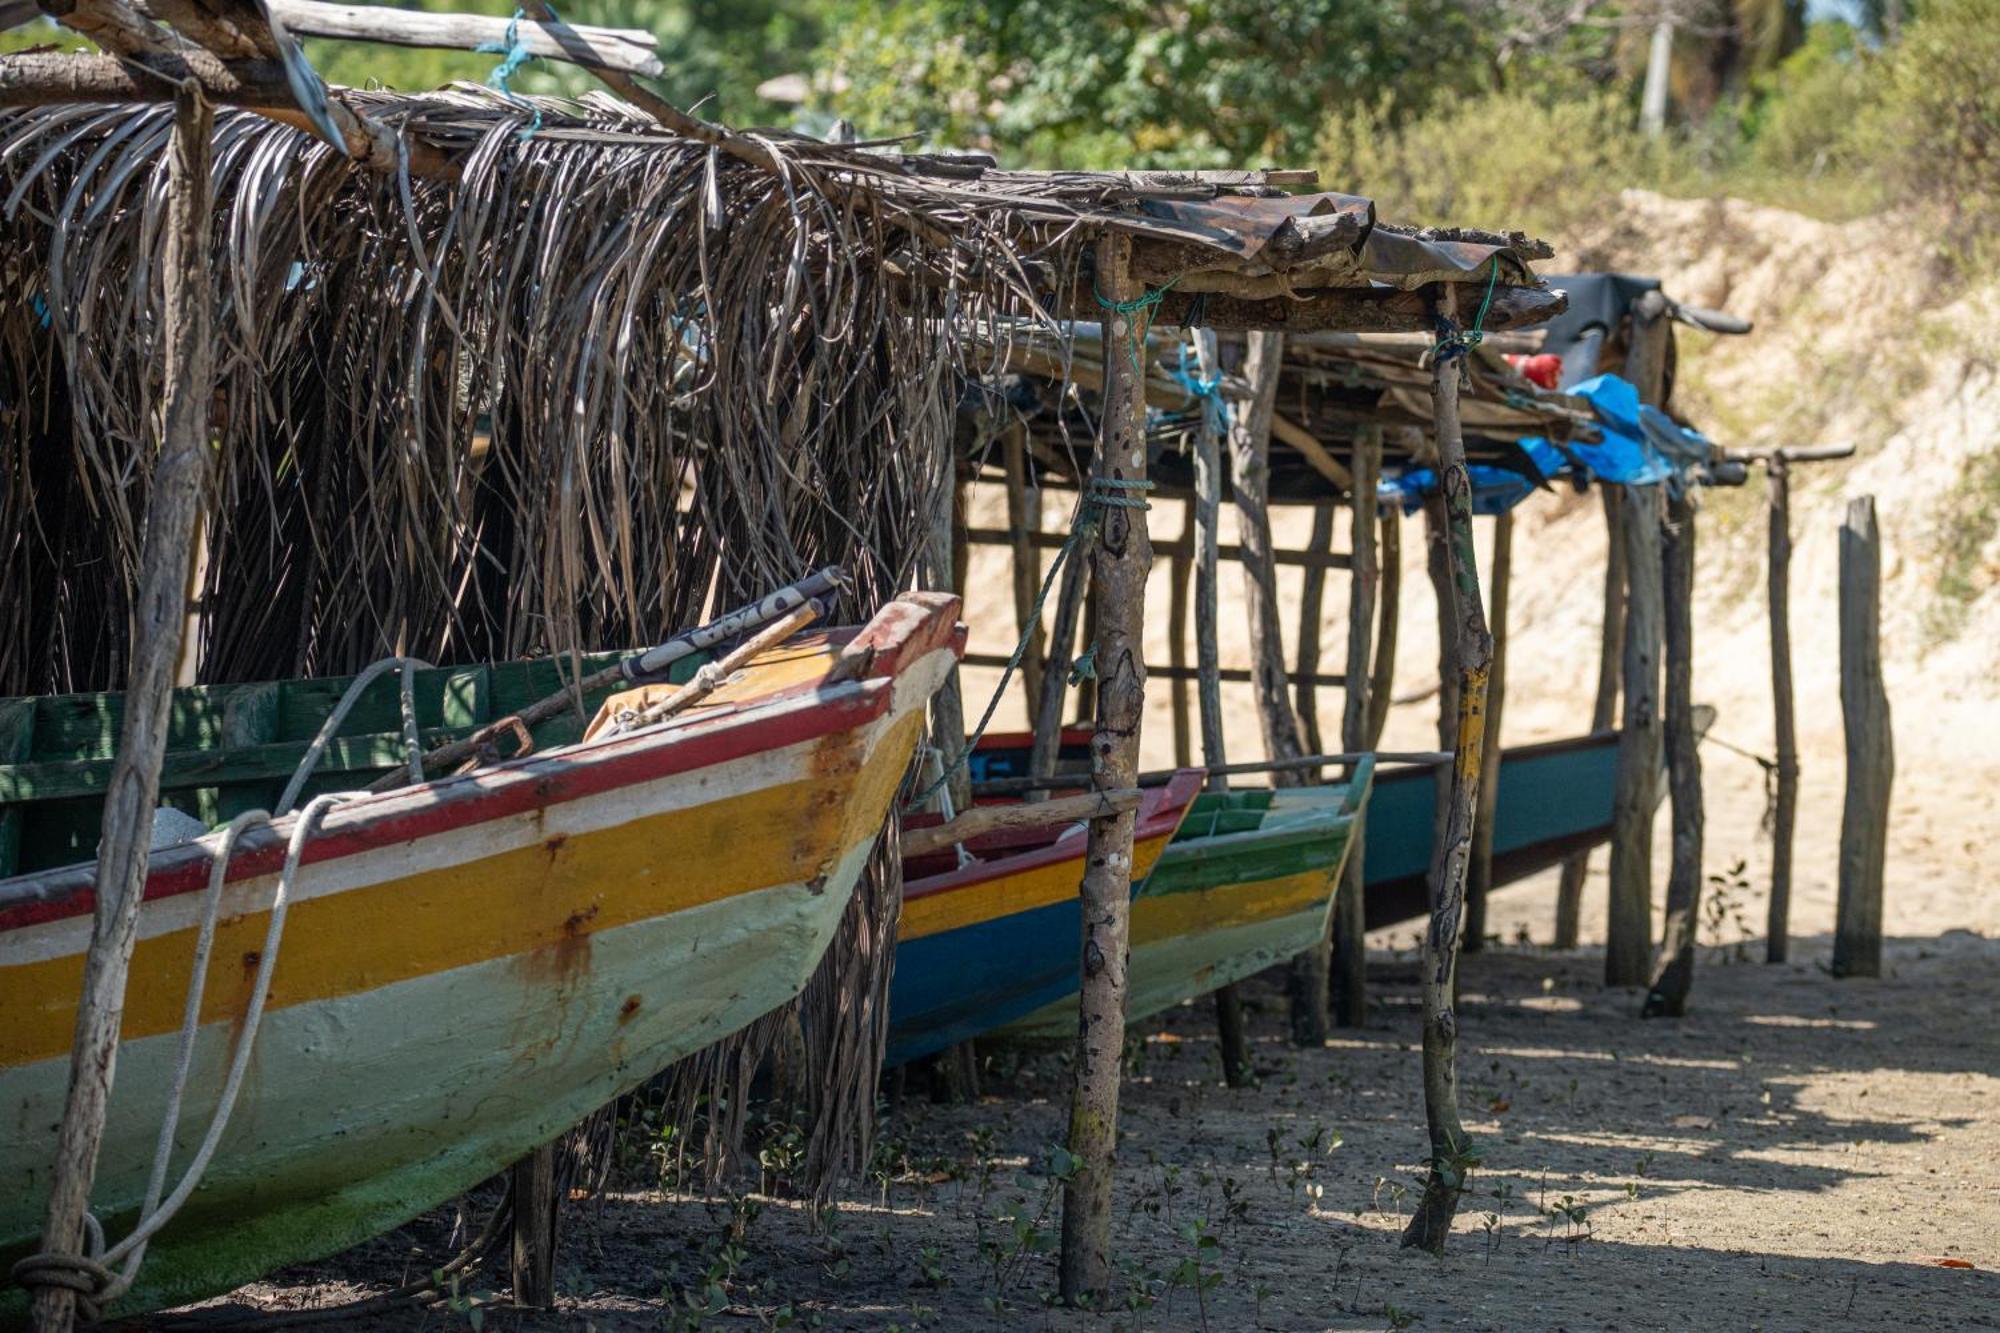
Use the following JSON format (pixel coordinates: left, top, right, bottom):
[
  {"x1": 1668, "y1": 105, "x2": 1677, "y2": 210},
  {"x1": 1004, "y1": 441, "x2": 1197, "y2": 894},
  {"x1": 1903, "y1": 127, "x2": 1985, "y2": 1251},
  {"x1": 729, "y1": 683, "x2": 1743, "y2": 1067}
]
[
  {"x1": 1833, "y1": 496, "x2": 1893, "y2": 978},
  {"x1": 27, "y1": 85, "x2": 213, "y2": 1333},
  {"x1": 1058, "y1": 233, "x2": 1152, "y2": 1306},
  {"x1": 902, "y1": 789, "x2": 1143, "y2": 858},
  {"x1": 267, "y1": 0, "x2": 667, "y2": 77}
]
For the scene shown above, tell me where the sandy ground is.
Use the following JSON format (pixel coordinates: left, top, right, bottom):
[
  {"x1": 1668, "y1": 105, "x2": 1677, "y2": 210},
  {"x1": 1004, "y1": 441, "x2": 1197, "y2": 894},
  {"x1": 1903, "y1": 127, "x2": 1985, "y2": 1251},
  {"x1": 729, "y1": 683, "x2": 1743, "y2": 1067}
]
[{"x1": 186, "y1": 928, "x2": 2000, "y2": 1332}]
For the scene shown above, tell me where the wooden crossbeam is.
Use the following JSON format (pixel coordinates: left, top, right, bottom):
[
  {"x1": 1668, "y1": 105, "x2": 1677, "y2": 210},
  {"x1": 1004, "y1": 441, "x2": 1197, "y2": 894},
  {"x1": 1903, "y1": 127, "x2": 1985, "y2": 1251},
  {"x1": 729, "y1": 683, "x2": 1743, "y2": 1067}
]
[
  {"x1": 961, "y1": 652, "x2": 1345, "y2": 690},
  {"x1": 961, "y1": 526, "x2": 1350, "y2": 571}
]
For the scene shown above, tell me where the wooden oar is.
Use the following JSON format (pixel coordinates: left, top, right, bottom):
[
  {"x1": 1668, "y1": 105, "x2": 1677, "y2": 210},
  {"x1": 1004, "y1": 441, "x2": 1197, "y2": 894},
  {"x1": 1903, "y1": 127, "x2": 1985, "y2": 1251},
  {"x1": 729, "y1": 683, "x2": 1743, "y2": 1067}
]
[{"x1": 901, "y1": 788, "x2": 1142, "y2": 858}]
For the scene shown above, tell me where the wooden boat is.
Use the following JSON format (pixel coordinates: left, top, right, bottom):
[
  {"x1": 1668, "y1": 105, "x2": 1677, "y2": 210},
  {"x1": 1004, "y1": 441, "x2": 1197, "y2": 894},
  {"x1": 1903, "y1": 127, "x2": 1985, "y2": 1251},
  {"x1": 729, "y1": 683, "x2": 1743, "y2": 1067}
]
[
  {"x1": 0, "y1": 593, "x2": 963, "y2": 1321},
  {"x1": 995, "y1": 765, "x2": 1371, "y2": 1040},
  {"x1": 887, "y1": 769, "x2": 1204, "y2": 1067}
]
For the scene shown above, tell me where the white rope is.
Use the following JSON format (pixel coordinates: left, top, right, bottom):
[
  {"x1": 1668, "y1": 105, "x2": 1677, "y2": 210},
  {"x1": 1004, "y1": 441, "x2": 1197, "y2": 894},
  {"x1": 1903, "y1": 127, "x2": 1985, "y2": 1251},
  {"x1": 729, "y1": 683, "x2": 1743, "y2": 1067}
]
[{"x1": 276, "y1": 656, "x2": 430, "y2": 814}]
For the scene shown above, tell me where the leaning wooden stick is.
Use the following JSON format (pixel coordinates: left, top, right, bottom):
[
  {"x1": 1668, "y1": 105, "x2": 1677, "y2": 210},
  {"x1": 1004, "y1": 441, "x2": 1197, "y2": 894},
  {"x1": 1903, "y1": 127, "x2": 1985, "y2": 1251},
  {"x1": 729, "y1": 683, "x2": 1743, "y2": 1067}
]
[
  {"x1": 901, "y1": 789, "x2": 1141, "y2": 858},
  {"x1": 1402, "y1": 289, "x2": 1494, "y2": 1255}
]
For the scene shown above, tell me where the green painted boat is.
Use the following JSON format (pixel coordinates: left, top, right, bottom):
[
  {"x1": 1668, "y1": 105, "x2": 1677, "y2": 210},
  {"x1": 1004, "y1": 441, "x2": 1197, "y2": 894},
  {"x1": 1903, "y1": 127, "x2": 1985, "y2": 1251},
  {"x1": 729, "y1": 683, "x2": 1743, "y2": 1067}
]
[{"x1": 997, "y1": 762, "x2": 1372, "y2": 1039}]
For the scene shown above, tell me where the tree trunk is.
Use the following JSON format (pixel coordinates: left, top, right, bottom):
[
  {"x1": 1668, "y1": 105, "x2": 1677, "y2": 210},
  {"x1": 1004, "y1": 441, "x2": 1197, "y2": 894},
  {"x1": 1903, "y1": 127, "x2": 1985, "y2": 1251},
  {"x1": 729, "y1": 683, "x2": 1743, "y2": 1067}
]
[
  {"x1": 1465, "y1": 510, "x2": 1511, "y2": 953},
  {"x1": 1334, "y1": 427, "x2": 1380, "y2": 1027},
  {"x1": 1833, "y1": 496, "x2": 1892, "y2": 979},
  {"x1": 1401, "y1": 319, "x2": 1492, "y2": 1256},
  {"x1": 1057, "y1": 235, "x2": 1152, "y2": 1305},
  {"x1": 1191, "y1": 330, "x2": 1252, "y2": 1089},
  {"x1": 28, "y1": 87, "x2": 213, "y2": 1333},
  {"x1": 1555, "y1": 486, "x2": 1625, "y2": 948},
  {"x1": 1643, "y1": 491, "x2": 1704, "y2": 1016},
  {"x1": 1765, "y1": 459, "x2": 1799, "y2": 963}
]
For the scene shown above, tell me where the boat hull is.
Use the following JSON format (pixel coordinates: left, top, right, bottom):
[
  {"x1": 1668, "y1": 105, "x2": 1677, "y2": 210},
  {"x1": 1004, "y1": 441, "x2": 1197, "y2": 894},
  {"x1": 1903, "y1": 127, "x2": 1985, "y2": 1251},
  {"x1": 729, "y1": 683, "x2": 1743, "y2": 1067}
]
[
  {"x1": 997, "y1": 782, "x2": 1364, "y2": 1040},
  {"x1": 0, "y1": 598, "x2": 961, "y2": 1321}
]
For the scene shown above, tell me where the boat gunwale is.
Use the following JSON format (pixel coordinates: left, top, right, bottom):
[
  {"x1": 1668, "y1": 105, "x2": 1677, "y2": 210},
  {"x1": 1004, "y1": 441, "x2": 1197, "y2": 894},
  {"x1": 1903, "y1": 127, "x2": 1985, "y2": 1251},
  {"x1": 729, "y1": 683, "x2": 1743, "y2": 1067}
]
[{"x1": 0, "y1": 594, "x2": 964, "y2": 933}]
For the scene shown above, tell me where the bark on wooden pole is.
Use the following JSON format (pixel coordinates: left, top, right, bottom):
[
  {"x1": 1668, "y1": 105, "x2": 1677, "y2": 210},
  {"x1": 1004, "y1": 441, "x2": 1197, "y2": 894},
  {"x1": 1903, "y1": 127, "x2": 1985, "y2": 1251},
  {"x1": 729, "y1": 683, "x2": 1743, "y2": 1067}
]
[
  {"x1": 1464, "y1": 509, "x2": 1511, "y2": 954},
  {"x1": 1422, "y1": 493, "x2": 1460, "y2": 857},
  {"x1": 1190, "y1": 330, "x2": 1253, "y2": 1089},
  {"x1": 1029, "y1": 530, "x2": 1091, "y2": 790},
  {"x1": 1229, "y1": 330, "x2": 1325, "y2": 1045},
  {"x1": 1057, "y1": 234, "x2": 1153, "y2": 1305},
  {"x1": 1764, "y1": 458, "x2": 1799, "y2": 963},
  {"x1": 1333, "y1": 426, "x2": 1381, "y2": 1027},
  {"x1": 1295, "y1": 503, "x2": 1337, "y2": 757},
  {"x1": 1606, "y1": 291, "x2": 1670, "y2": 987},
  {"x1": 1833, "y1": 495, "x2": 1892, "y2": 979},
  {"x1": 1367, "y1": 502, "x2": 1401, "y2": 749},
  {"x1": 1002, "y1": 423, "x2": 1048, "y2": 720},
  {"x1": 928, "y1": 436, "x2": 972, "y2": 813},
  {"x1": 27, "y1": 85, "x2": 214, "y2": 1333},
  {"x1": 1643, "y1": 490, "x2": 1704, "y2": 1016},
  {"x1": 1555, "y1": 486, "x2": 1625, "y2": 948},
  {"x1": 1169, "y1": 497, "x2": 1196, "y2": 767},
  {"x1": 1402, "y1": 305, "x2": 1492, "y2": 1255},
  {"x1": 510, "y1": 1145, "x2": 558, "y2": 1308}
]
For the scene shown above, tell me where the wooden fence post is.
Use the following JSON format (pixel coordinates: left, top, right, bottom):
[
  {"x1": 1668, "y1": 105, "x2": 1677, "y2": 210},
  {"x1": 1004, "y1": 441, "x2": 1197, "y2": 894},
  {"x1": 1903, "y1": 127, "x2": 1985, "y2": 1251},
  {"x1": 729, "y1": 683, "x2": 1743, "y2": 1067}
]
[
  {"x1": 1555, "y1": 486, "x2": 1625, "y2": 948},
  {"x1": 1001, "y1": 423, "x2": 1047, "y2": 721},
  {"x1": 1643, "y1": 490, "x2": 1704, "y2": 1016},
  {"x1": 1402, "y1": 303, "x2": 1493, "y2": 1254},
  {"x1": 510, "y1": 1145, "x2": 558, "y2": 1308},
  {"x1": 1169, "y1": 498, "x2": 1196, "y2": 766},
  {"x1": 1190, "y1": 331, "x2": 1252, "y2": 1088},
  {"x1": 1423, "y1": 493, "x2": 1459, "y2": 859},
  {"x1": 1295, "y1": 503, "x2": 1337, "y2": 756},
  {"x1": 1765, "y1": 457, "x2": 1799, "y2": 963},
  {"x1": 1606, "y1": 289, "x2": 1671, "y2": 987},
  {"x1": 27, "y1": 87, "x2": 214, "y2": 1333},
  {"x1": 1464, "y1": 509, "x2": 1511, "y2": 953},
  {"x1": 1228, "y1": 331, "x2": 1327, "y2": 1046},
  {"x1": 1057, "y1": 234, "x2": 1153, "y2": 1305},
  {"x1": 1833, "y1": 496, "x2": 1892, "y2": 978},
  {"x1": 1367, "y1": 501, "x2": 1402, "y2": 749},
  {"x1": 1334, "y1": 426, "x2": 1381, "y2": 1027}
]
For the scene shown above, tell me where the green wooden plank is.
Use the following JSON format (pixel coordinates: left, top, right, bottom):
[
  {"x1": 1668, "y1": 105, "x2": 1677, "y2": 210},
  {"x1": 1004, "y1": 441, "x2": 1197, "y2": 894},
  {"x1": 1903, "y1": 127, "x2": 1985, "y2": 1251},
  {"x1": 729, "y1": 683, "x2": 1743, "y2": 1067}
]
[
  {"x1": 216, "y1": 682, "x2": 281, "y2": 821},
  {"x1": 0, "y1": 699, "x2": 35, "y2": 876}
]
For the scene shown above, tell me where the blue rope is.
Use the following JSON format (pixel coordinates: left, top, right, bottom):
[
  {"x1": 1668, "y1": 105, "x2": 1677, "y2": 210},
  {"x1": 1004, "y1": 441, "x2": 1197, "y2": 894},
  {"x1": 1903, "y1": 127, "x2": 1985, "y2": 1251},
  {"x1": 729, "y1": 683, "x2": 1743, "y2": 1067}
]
[
  {"x1": 477, "y1": 8, "x2": 543, "y2": 138},
  {"x1": 905, "y1": 476, "x2": 1155, "y2": 810},
  {"x1": 1168, "y1": 340, "x2": 1229, "y2": 432}
]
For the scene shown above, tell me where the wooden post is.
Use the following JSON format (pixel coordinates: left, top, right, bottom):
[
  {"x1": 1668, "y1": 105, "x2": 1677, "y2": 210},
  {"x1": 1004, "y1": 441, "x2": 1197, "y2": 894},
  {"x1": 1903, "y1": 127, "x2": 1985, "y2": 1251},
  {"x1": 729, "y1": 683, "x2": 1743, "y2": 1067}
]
[
  {"x1": 1422, "y1": 494, "x2": 1459, "y2": 857},
  {"x1": 1833, "y1": 496, "x2": 1892, "y2": 978},
  {"x1": 1191, "y1": 330, "x2": 1252, "y2": 1089},
  {"x1": 1294, "y1": 503, "x2": 1337, "y2": 756},
  {"x1": 1606, "y1": 291, "x2": 1670, "y2": 987},
  {"x1": 928, "y1": 437, "x2": 972, "y2": 813},
  {"x1": 1402, "y1": 305, "x2": 1493, "y2": 1255},
  {"x1": 1464, "y1": 509, "x2": 1511, "y2": 954},
  {"x1": 1228, "y1": 331, "x2": 1324, "y2": 1045},
  {"x1": 1333, "y1": 426, "x2": 1381, "y2": 1027},
  {"x1": 1764, "y1": 458, "x2": 1799, "y2": 963},
  {"x1": 510, "y1": 1144, "x2": 558, "y2": 1308},
  {"x1": 1643, "y1": 491, "x2": 1704, "y2": 1016},
  {"x1": 1058, "y1": 234, "x2": 1152, "y2": 1305},
  {"x1": 1028, "y1": 528, "x2": 1091, "y2": 788},
  {"x1": 1002, "y1": 423, "x2": 1047, "y2": 719},
  {"x1": 1555, "y1": 486, "x2": 1625, "y2": 948},
  {"x1": 1367, "y1": 502, "x2": 1401, "y2": 749},
  {"x1": 1169, "y1": 498, "x2": 1195, "y2": 767},
  {"x1": 27, "y1": 86, "x2": 214, "y2": 1333}
]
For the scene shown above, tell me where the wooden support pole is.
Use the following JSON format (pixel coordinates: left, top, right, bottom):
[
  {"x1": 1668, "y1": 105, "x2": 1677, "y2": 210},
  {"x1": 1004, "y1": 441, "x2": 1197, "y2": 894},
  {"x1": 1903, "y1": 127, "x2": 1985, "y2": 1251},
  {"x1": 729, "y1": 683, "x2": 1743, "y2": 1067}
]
[
  {"x1": 1643, "y1": 491, "x2": 1704, "y2": 1017},
  {"x1": 927, "y1": 437, "x2": 971, "y2": 813},
  {"x1": 1230, "y1": 331, "x2": 1325, "y2": 1046},
  {"x1": 1169, "y1": 497, "x2": 1196, "y2": 767},
  {"x1": 1765, "y1": 459, "x2": 1799, "y2": 963},
  {"x1": 1028, "y1": 526, "x2": 1091, "y2": 791},
  {"x1": 27, "y1": 85, "x2": 213, "y2": 1333},
  {"x1": 1402, "y1": 311, "x2": 1493, "y2": 1255},
  {"x1": 1002, "y1": 423, "x2": 1048, "y2": 719},
  {"x1": 1367, "y1": 503, "x2": 1401, "y2": 750},
  {"x1": 1294, "y1": 503, "x2": 1337, "y2": 757},
  {"x1": 1188, "y1": 330, "x2": 1253, "y2": 1089},
  {"x1": 1422, "y1": 494, "x2": 1459, "y2": 859},
  {"x1": 509, "y1": 1144, "x2": 558, "y2": 1308},
  {"x1": 1555, "y1": 486, "x2": 1625, "y2": 948},
  {"x1": 1464, "y1": 509, "x2": 1512, "y2": 954},
  {"x1": 1334, "y1": 426, "x2": 1381, "y2": 1027},
  {"x1": 1057, "y1": 234, "x2": 1152, "y2": 1306},
  {"x1": 1606, "y1": 291, "x2": 1670, "y2": 987},
  {"x1": 1833, "y1": 496, "x2": 1893, "y2": 978}
]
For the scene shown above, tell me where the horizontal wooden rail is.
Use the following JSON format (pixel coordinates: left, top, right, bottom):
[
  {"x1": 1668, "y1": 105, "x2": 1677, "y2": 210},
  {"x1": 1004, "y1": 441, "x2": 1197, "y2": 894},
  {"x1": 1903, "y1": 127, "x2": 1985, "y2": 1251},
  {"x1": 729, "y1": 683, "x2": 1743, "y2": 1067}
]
[
  {"x1": 961, "y1": 652, "x2": 1345, "y2": 689},
  {"x1": 962, "y1": 526, "x2": 1351, "y2": 571},
  {"x1": 902, "y1": 788, "x2": 1141, "y2": 856}
]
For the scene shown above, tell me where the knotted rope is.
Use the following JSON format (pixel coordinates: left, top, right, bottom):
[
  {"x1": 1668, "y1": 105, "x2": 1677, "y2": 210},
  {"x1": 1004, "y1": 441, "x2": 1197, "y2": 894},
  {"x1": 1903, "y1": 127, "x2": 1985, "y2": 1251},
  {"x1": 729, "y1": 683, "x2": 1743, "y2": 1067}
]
[
  {"x1": 476, "y1": 7, "x2": 544, "y2": 138},
  {"x1": 1433, "y1": 263, "x2": 1501, "y2": 363}
]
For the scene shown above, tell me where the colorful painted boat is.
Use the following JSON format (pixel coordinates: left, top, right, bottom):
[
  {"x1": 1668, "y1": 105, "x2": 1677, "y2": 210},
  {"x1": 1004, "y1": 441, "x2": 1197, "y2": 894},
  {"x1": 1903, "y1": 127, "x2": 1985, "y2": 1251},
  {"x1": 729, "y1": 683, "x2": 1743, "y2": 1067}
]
[
  {"x1": 0, "y1": 593, "x2": 963, "y2": 1321},
  {"x1": 995, "y1": 765, "x2": 1371, "y2": 1039},
  {"x1": 887, "y1": 769, "x2": 1204, "y2": 1066}
]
